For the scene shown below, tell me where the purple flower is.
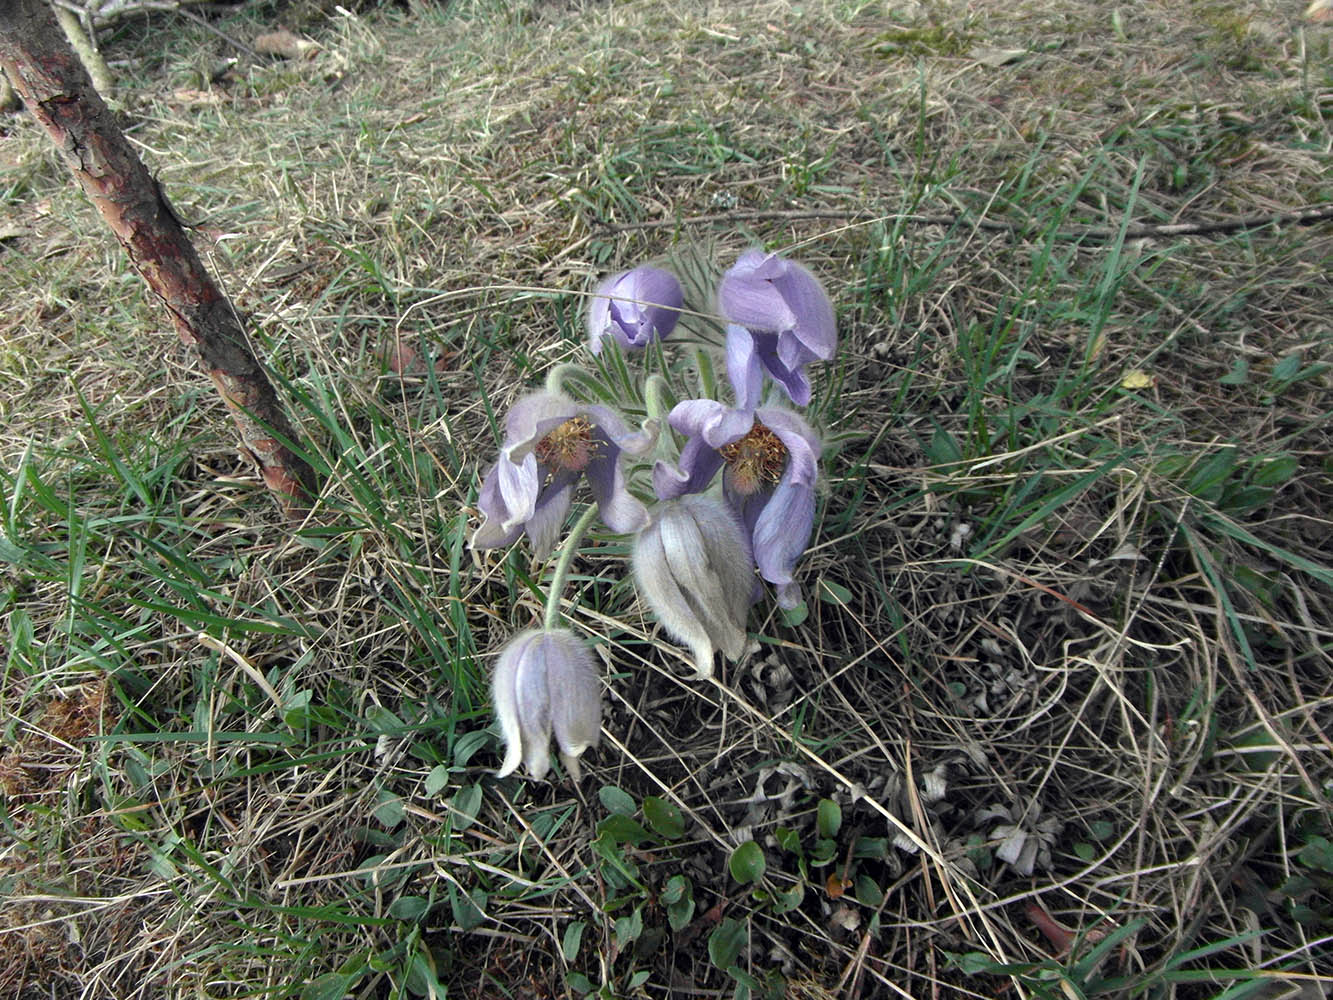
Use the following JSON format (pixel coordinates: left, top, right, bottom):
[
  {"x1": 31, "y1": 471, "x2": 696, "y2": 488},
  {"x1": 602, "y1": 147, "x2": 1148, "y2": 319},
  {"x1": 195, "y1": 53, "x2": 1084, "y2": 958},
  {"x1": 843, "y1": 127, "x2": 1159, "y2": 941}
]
[
  {"x1": 653, "y1": 400, "x2": 819, "y2": 609},
  {"x1": 587, "y1": 266, "x2": 684, "y2": 355},
  {"x1": 718, "y1": 250, "x2": 836, "y2": 408},
  {"x1": 492, "y1": 628, "x2": 601, "y2": 780},
  {"x1": 471, "y1": 391, "x2": 655, "y2": 557},
  {"x1": 632, "y1": 494, "x2": 754, "y2": 676}
]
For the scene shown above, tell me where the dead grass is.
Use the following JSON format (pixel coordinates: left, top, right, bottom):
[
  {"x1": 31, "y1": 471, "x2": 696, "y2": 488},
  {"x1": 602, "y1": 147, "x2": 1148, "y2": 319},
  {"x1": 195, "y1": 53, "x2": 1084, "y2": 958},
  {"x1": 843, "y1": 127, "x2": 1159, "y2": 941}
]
[{"x1": 1, "y1": 0, "x2": 1331, "y2": 997}]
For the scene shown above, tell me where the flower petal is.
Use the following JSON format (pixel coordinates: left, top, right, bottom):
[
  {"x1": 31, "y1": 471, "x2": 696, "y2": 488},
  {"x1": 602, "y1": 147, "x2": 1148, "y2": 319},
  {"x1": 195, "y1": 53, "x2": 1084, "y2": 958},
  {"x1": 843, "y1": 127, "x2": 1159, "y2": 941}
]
[
  {"x1": 525, "y1": 480, "x2": 575, "y2": 559},
  {"x1": 585, "y1": 440, "x2": 649, "y2": 535},
  {"x1": 471, "y1": 461, "x2": 525, "y2": 550},
  {"x1": 725, "y1": 324, "x2": 765, "y2": 411},
  {"x1": 491, "y1": 631, "x2": 535, "y2": 777},
  {"x1": 769, "y1": 260, "x2": 836, "y2": 359},
  {"x1": 502, "y1": 391, "x2": 579, "y2": 463},
  {"x1": 545, "y1": 632, "x2": 601, "y2": 759},
  {"x1": 633, "y1": 512, "x2": 719, "y2": 675}
]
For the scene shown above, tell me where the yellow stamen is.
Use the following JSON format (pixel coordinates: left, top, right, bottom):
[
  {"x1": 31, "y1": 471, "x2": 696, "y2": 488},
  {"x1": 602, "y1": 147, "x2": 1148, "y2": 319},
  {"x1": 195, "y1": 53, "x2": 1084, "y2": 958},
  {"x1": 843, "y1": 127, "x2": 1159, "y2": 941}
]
[
  {"x1": 534, "y1": 416, "x2": 596, "y2": 473},
  {"x1": 719, "y1": 422, "x2": 786, "y2": 496}
]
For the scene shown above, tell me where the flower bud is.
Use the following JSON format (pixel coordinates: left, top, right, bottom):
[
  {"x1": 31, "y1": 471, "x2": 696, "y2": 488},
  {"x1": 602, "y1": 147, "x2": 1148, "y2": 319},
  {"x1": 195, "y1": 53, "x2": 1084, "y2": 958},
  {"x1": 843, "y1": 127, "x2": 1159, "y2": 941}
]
[
  {"x1": 587, "y1": 266, "x2": 684, "y2": 355},
  {"x1": 492, "y1": 629, "x2": 601, "y2": 780},
  {"x1": 632, "y1": 495, "x2": 754, "y2": 677}
]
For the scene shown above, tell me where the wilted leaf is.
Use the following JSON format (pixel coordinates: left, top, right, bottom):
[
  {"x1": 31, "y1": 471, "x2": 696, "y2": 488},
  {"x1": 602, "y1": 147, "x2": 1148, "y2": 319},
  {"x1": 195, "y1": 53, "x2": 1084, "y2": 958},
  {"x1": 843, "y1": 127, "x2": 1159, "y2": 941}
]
[
  {"x1": 825, "y1": 872, "x2": 851, "y2": 899},
  {"x1": 971, "y1": 46, "x2": 1026, "y2": 67},
  {"x1": 1120, "y1": 369, "x2": 1155, "y2": 389},
  {"x1": 254, "y1": 29, "x2": 321, "y2": 60}
]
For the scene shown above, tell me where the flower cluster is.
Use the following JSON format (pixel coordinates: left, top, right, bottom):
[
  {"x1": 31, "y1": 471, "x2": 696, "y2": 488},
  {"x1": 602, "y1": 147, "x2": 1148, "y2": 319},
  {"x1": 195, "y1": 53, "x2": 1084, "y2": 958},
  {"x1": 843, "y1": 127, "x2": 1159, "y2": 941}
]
[{"x1": 471, "y1": 250, "x2": 837, "y2": 779}]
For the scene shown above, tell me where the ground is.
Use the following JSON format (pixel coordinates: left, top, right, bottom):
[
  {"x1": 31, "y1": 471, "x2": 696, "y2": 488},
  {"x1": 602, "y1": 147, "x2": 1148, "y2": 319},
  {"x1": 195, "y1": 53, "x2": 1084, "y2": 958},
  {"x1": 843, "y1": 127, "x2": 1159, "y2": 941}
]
[{"x1": 0, "y1": 0, "x2": 1331, "y2": 998}]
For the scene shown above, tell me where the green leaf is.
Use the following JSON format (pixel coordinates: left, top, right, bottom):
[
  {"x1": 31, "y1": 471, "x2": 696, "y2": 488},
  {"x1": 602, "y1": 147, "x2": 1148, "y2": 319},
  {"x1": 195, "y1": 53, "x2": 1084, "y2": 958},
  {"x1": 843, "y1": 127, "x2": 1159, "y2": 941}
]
[
  {"x1": 614, "y1": 907, "x2": 643, "y2": 950},
  {"x1": 1218, "y1": 357, "x2": 1249, "y2": 385},
  {"x1": 301, "y1": 972, "x2": 359, "y2": 1000},
  {"x1": 708, "y1": 917, "x2": 746, "y2": 970},
  {"x1": 1074, "y1": 842, "x2": 1096, "y2": 862},
  {"x1": 1270, "y1": 352, "x2": 1302, "y2": 383},
  {"x1": 729, "y1": 841, "x2": 766, "y2": 884},
  {"x1": 388, "y1": 895, "x2": 430, "y2": 921},
  {"x1": 561, "y1": 920, "x2": 586, "y2": 962},
  {"x1": 817, "y1": 579, "x2": 852, "y2": 605},
  {"x1": 597, "y1": 814, "x2": 652, "y2": 846},
  {"x1": 598, "y1": 785, "x2": 636, "y2": 816},
  {"x1": 1249, "y1": 455, "x2": 1299, "y2": 488},
  {"x1": 423, "y1": 764, "x2": 450, "y2": 797},
  {"x1": 667, "y1": 895, "x2": 696, "y2": 932},
  {"x1": 772, "y1": 882, "x2": 805, "y2": 914},
  {"x1": 817, "y1": 798, "x2": 842, "y2": 839},
  {"x1": 450, "y1": 783, "x2": 482, "y2": 830},
  {"x1": 660, "y1": 874, "x2": 689, "y2": 906},
  {"x1": 566, "y1": 971, "x2": 594, "y2": 994},
  {"x1": 372, "y1": 790, "x2": 405, "y2": 829},
  {"x1": 774, "y1": 827, "x2": 802, "y2": 854},
  {"x1": 855, "y1": 875, "x2": 884, "y2": 907},
  {"x1": 450, "y1": 884, "x2": 486, "y2": 931},
  {"x1": 1089, "y1": 819, "x2": 1115, "y2": 840},
  {"x1": 780, "y1": 601, "x2": 809, "y2": 627},
  {"x1": 1299, "y1": 836, "x2": 1333, "y2": 873},
  {"x1": 452, "y1": 728, "x2": 490, "y2": 768},
  {"x1": 643, "y1": 796, "x2": 685, "y2": 840}
]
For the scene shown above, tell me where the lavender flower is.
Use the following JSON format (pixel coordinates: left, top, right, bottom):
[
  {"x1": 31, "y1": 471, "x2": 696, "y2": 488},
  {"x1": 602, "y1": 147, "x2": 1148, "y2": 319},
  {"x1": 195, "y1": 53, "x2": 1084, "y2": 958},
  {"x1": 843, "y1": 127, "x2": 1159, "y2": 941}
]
[
  {"x1": 471, "y1": 391, "x2": 655, "y2": 557},
  {"x1": 492, "y1": 628, "x2": 601, "y2": 780},
  {"x1": 632, "y1": 494, "x2": 754, "y2": 677},
  {"x1": 653, "y1": 400, "x2": 819, "y2": 609},
  {"x1": 587, "y1": 266, "x2": 684, "y2": 355},
  {"x1": 719, "y1": 250, "x2": 836, "y2": 408}
]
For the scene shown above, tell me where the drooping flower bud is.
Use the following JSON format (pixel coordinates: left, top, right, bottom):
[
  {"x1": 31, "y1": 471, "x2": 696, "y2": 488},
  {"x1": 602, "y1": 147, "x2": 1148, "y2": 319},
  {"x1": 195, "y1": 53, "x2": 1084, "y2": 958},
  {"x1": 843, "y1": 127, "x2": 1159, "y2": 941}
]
[
  {"x1": 492, "y1": 628, "x2": 601, "y2": 781},
  {"x1": 587, "y1": 266, "x2": 684, "y2": 355},
  {"x1": 719, "y1": 250, "x2": 836, "y2": 408},
  {"x1": 632, "y1": 494, "x2": 754, "y2": 677}
]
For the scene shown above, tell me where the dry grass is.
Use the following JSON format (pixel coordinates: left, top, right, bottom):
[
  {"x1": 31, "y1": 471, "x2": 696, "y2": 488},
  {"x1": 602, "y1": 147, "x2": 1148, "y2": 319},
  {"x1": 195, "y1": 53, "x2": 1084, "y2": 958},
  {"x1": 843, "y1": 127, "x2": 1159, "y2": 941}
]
[{"x1": 1, "y1": 0, "x2": 1331, "y2": 997}]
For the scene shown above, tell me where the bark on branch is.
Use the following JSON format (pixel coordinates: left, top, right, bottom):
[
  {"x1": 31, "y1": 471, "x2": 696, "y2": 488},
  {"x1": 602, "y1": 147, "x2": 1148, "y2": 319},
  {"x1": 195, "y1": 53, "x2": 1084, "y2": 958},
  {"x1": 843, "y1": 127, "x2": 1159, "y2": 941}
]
[{"x1": 0, "y1": 0, "x2": 317, "y2": 515}]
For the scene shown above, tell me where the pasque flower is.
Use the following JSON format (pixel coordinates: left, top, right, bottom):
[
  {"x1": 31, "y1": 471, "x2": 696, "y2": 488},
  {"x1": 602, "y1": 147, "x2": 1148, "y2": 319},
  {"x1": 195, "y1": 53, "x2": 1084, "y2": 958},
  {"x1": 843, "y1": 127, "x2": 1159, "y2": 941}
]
[
  {"x1": 492, "y1": 628, "x2": 601, "y2": 780},
  {"x1": 719, "y1": 250, "x2": 836, "y2": 408},
  {"x1": 654, "y1": 400, "x2": 819, "y2": 609},
  {"x1": 587, "y1": 266, "x2": 684, "y2": 355},
  {"x1": 471, "y1": 391, "x2": 655, "y2": 558},
  {"x1": 632, "y1": 494, "x2": 754, "y2": 677}
]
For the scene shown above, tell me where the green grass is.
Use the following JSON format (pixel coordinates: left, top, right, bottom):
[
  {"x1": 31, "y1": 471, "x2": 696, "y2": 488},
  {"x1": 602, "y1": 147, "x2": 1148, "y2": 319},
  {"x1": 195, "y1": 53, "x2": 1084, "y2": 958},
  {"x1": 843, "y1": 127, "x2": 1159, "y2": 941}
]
[{"x1": 1, "y1": 0, "x2": 1331, "y2": 997}]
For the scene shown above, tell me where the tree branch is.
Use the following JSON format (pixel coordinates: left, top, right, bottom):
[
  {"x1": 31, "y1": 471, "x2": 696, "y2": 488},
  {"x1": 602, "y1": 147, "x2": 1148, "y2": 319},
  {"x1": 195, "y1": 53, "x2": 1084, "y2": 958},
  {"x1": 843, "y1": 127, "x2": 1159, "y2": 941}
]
[{"x1": 0, "y1": 0, "x2": 317, "y2": 515}]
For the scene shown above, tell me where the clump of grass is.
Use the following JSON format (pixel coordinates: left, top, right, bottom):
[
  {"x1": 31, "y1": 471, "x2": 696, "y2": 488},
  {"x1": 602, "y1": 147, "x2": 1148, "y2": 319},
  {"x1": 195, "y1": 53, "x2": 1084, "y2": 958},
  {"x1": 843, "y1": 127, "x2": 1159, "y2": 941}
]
[{"x1": 1, "y1": 0, "x2": 1330, "y2": 996}]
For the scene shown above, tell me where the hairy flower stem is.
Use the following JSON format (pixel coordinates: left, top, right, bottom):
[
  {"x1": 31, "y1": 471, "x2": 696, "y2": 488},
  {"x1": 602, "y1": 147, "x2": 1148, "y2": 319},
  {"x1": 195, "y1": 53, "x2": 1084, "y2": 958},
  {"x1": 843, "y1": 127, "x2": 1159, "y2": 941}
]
[{"x1": 542, "y1": 503, "x2": 601, "y2": 631}]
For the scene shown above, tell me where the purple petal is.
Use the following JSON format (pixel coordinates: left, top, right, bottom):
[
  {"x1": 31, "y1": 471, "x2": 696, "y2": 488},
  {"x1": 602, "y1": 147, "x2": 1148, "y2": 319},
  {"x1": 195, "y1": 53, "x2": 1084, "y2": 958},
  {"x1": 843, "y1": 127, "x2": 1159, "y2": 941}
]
[
  {"x1": 543, "y1": 632, "x2": 601, "y2": 758},
  {"x1": 585, "y1": 438, "x2": 649, "y2": 535},
  {"x1": 491, "y1": 630, "x2": 536, "y2": 776},
  {"x1": 719, "y1": 261, "x2": 799, "y2": 333},
  {"x1": 496, "y1": 452, "x2": 541, "y2": 527},
  {"x1": 587, "y1": 267, "x2": 682, "y2": 354},
  {"x1": 748, "y1": 408, "x2": 820, "y2": 592},
  {"x1": 471, "y1": 461, "x2": 525, "y2": 550},
  {"x1": 525, "y1": 480, "x2": 575, "y2": 559},
  {"x1": 502, "y1": 391, "x2": 579, "y2": 462},
  {"x1": 668, "y1": 399, "x2": 754, "y2": 449},
  {"x1": 725, "y1": 324, "x2": 764, "y2": 411},
  {"x1": 769, "y1": 260, "x2": 836, "y2": 359},
  {"x1": 584, "y1": 403, "x2": 656, "y2": 457},
  {"x1": 752, "y1": 332, "x2": 814, "y2": 407}
]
